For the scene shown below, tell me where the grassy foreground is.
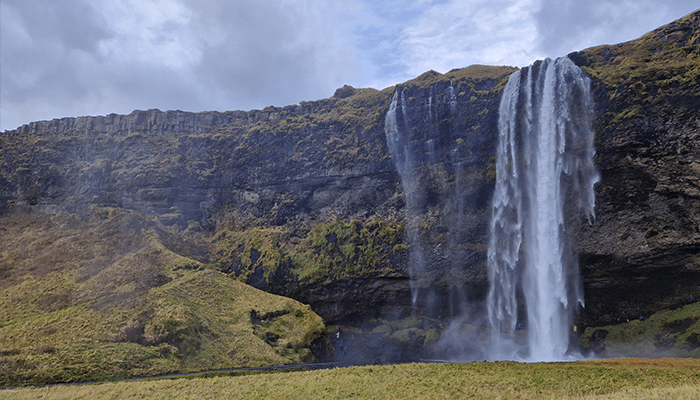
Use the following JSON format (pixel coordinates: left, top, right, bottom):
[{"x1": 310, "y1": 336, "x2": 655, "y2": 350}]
[{"x1": 2, "y1": 358, "x2": 700, "y2": 399}]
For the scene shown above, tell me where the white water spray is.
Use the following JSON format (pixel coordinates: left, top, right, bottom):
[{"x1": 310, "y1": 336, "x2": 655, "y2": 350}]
[{"x1": 487, "y1": 57, "x2": 599, "y2": 361}]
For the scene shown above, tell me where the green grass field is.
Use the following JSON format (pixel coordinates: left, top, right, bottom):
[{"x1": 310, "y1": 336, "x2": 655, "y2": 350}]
[{"x1": 3, "y1": 358, "x2": 700, "y2": 399}]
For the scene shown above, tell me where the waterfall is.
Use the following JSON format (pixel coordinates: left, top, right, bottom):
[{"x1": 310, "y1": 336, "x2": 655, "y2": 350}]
[
  {"x1": 385, "y1": 88, "x2": 427, "y2": 303},
  {"x1": 486, "y1": 57, "x2": 599, "y2": 361},
  {"x1": 447, "y1": 80, "x2": 458, "y2": 113},
  {"x1": 384, "y1": 82, "x2": 463, "y2": 306}
]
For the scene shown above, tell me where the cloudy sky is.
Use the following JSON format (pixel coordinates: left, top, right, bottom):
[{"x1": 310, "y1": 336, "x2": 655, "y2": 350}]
[{"x1": 1, "y1": 0, "x2": 698, "y2": 131}]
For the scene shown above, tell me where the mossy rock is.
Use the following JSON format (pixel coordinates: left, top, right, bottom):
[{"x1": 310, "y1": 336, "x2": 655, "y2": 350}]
[{"x1": 580, "y1": 302, "x2": 700, "y2": 358}]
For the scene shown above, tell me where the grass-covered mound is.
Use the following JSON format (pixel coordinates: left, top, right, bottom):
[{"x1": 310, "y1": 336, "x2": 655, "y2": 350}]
[
  {"x1": 0, "y1": 209, "x2": 328, "y2": 386},
  {"x1": 580, "y1": 302, "x2": 700, "y2": 358},
  {"x1": 3, "y1": 358, "x2": 700, "y2": 399}
]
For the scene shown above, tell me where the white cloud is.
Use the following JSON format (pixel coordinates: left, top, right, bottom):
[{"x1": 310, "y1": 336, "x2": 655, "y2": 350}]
[
  {"x1": 96, "y1": 0, "x2": 200, "y2": 70},
  {"x1": 534, "y1": 0, "x2": 700, "y2": 57},
  {"x1": 401, "y1": 0, "x2": 541, "y2": 75},
  {"x1": 182, "y1": 0, "x2": 360, "y2": 104},
  {"x1": 0, "y1": 0, "x2": 361, "y2": 131},
  {"x1": 1, "y1": 0, "x2": 698, "y2": 131}
]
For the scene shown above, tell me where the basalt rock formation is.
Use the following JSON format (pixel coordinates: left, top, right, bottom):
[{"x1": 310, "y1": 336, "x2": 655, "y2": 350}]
[
  {"x1": 1, "y1": 10, "x2": 700, "y2": 369},
  {"x1": 571, "y1": 10, "x2": 700, "y2": 330}
]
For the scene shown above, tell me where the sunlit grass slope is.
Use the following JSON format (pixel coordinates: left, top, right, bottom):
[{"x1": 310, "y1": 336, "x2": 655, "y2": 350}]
[
  {"x1": 0, "y1": 209, "x2": 327, "y2": 386},
  {"x1": 3, "y1": 358, "x2": 700, "y2": 399}
]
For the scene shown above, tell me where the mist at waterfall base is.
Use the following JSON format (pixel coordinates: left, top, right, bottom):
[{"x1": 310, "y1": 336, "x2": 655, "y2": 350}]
[{"x1": 384, "y1": 57, "x2": 599, "y2": 363}]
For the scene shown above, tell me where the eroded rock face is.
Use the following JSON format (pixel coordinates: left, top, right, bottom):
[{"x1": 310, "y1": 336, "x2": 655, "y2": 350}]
[
  {"x1": 1, "y1": 11, "x2": 699, "y2": 340},
  {"x1": 0, "y1": 66, "x2": 516, "y2": 329},
  {"x1": 1, "y1": 104, "x2": 395, "y2": 225},
  {"x1": 569, "y1": 10, "x2": 700, "y2": 327}
]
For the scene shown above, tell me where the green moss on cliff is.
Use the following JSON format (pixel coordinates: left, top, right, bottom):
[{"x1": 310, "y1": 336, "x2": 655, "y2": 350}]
[
  {"x1": 291, "y1": 218, "x2": 404, "y2": 283},
  {"x1": 212, "y1": 226, "x2": 288, "y2": 282},
  {"x1": 213, "y1": 215, "x2": 405, "y2": 286},
  {"x1": 580, "y1": 302, "x2": 700, "y2": 358}
]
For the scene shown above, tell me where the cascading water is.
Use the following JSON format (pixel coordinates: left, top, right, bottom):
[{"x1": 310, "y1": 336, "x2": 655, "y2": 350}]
[
  {"x1": 384, "y1": 81, "x2": 463, "y2": 307},
  {"x1": 385, "y1": 88, "x2": 427, "y2": 303},
  {"x1": 384, "y1": 62, "x2": 596, "y2": 361},
  {"x1": 486, "y1": 57, "x2": 599, "y2": 361}
]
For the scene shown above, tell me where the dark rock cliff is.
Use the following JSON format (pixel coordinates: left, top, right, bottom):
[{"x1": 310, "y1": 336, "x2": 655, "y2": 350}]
[
  {"x1": 571, "y1": 10, "x2": 700, "y2": 327},
  {"x1": 2, "y1": 10, "x2": 699, "y2": 358},
  {"x1": 0, "y1": 65, "x2": 517, "y2": 328}
]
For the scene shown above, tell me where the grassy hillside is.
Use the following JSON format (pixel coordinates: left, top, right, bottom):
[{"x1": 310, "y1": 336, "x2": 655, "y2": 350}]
[
  {"x1": 0, "y1": 209, "x2": 328, "y2": 386},
  {"x1": 3, "y1": 359, "x2": 700, "y2": 399}
]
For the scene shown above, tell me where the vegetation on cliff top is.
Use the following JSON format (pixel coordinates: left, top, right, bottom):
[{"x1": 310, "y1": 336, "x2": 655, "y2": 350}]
[
  {"x1": 578, "y1": 10, "x2": 700, "y2": 123},
  {"x1": 404, "y1": 65, "x2": 516, "y2": 91}
]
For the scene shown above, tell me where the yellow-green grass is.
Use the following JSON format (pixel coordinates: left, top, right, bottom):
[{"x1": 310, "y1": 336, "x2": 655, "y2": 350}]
[
  {"x1": 403, "y1": 65, "x2": 517, "y2": 92},
  {"x1": 0, "y1": 210, "x2": 327, "y2": 386},
  {"x1": 2, "y1": 358, "x2": 700, "y2": 399}
]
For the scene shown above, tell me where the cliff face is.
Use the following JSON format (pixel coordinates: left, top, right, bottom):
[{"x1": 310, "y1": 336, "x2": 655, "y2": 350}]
[
  {"x1": 570, "y1": 10, "x2": 700, "y2": 328},
  {"x1": 0, "y1": 66, "x2": 517, "y2": 326},
  {"x1": 1, "y1": 10, "x2": 699, "y2": 362},
  {"x1": 0, "y1": 99, "x2": 393, "y2": 224}
]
